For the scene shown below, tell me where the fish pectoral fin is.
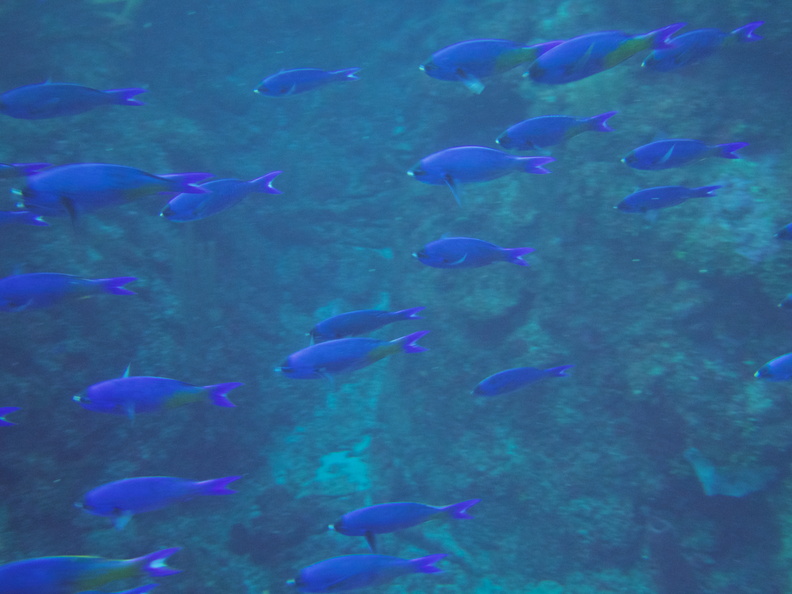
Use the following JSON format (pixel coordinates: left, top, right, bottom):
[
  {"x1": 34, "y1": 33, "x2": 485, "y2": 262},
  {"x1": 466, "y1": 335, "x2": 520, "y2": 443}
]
[
  {"x1": 123, "y1": 402, "x2": 136, "y2": 421},
  {"x1": 364, "y1": 531, "x2": 378, "y2": 553},
  {"x1": 443, "y1": 175, "x2": 463, "y2": 206},
  {"x1": 659, "y1": 144, "x2": 675, "y2": 164},
  {"x1": 114, "y1": 510, "x2": 133, "y2": 530},
  {"x1": 7, "y1": 299, "x2": 33, "y2": 312},
  {"x1": 447, "y1": 253, "x2": 467, "y2": 266},
  {"x1": 59, "y1": 196, "x2": 78, "y2": 227},
  {"x1": 455, "y1": 68, "x2": 485, "y2": 94}
]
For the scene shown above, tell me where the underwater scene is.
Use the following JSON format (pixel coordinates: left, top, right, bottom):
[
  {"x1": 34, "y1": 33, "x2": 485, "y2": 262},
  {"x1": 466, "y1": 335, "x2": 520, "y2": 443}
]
[{"x1": 0, "y1": 0, "x2": 791, "y2": 592}]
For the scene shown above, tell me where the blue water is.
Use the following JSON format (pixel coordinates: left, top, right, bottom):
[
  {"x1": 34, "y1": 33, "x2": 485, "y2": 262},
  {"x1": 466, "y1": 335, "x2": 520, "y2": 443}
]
[{"x1": 1, "y1": 1, "x2": 790, "y2": 592}]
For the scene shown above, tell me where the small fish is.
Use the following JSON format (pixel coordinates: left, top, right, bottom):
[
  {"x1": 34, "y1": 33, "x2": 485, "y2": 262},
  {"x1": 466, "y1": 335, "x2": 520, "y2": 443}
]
[
  {"x1": 0, "y1": 162, "x2": 50, "y2": 178},
  {"x1": 0, "y1": 273, "x2": 136, "y2": 312},
  {"x1": 473, "y1": 365, "x2": 573, "y2": 397},
  {"x1": 21, "y1": 163, "x2": 211, "y2": 221},
  {"x1": 616, "y1": 185, "x2": 721, "y2": 213},
  {"x1": 0, "y1": 407, "x2": 20, "y2": 427},
  {"x1": 79, "y1": 585, "x2": 158, "y2": 594},
  {"x1": 414, "y1": 237, "x2": 534, "y2": 269},
  {"x1": 0, "y1": 548, "x2": 181, "y2": 594},
  {"x1": 73, "y1": 372, "x2": 242, "y2": 418},
  {"x1": 288, "y1": 554, "x2": 446, "y2": 593},
  {"x1": 78, "y1": 475, "x2": 241, "y2": 529},
  {"x1": 0, "y1": 82, "x2": 145, "y2": 119},
  {"x1": 622, "y1": 139, "x2": 747, "y2": 170},
  {"x1": 0, "y1": 210, "x2": 48, "y2": 226},
  {"x1": 774, "y1": 223, "x2": 792, "y2": 241},
  {"x1": 755, "y1": 353, "x2": 792, "y2": 381},
  {"x1": 528, "y1": 23, "x2": 685, "y2": 84},
  {"x1": 779, "y1": 294, "x2": 792, "y2": 309},
  {"x1": 332, "y1": 499, "x2": 479, "y2": 552},
  {"x1": 161, "y1": 172, "x2": 282, "y2": 222},
  {"x1": 643, "y1": 22, "x2": 764, "y2": 71},
  {"x1": 408, "y1": 146, "x2": 553, "y2": 205},
  {"x1": 278, "y1": 331, "x2": 429, "y2": 380},
  {"x1": 420, "y1": 38, "x2": 562, "y2": 94},
  {"x1": 254, "y1": 68, "x2": 360, "y2": 97},
  {"x1": 497, "y1": 111, "x2": 617, "y2": 150},
  {"x1": 310, "y1": 307, "x2": 425, "y2": 343}
]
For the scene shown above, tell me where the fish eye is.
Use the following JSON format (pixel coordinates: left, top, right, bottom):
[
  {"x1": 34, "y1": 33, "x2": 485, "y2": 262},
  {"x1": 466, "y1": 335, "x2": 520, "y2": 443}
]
[{"x1": 278, "y1": 87, "x2": 289, "y2": 95}]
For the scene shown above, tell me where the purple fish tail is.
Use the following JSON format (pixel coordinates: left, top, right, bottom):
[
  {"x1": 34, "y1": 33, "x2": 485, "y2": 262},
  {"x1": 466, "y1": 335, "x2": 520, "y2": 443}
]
[
  {"x1": 106, "y1": 87, "x2": 147, "y2": 106},
  {"x1": 715, "y1": 142, "x2": 748, "y2": 159},
  {"x1": 331, "y1": 68, "x2": 362, "y2": 81},
  {"x1": 0, "y1": 407, "x2": 21, "y2": 426},
  {"x1": 12, "y1": 162, "x2": 50, "y2": 176},
  {"x1": 587, "y1": 111, "x2": 618, "y2": 132},
  {"x1": 99, "y1": 276, "x2": 137, "y2": 295},
  {"x1": 690, "y1": 185, "x2": 721, "y2": 198},
  {"x1": 518, "y1": 156, "x2": 554, "y2": 174},
  {"x1": 502, "y1": 247, "x2": 535, "y2": 266},
  {"x1": 410, "y1": 554, "x2": 447, "y2": 574},
  {"x1": 133, "y1": 547, "x2": 182, "y2": 577},
  {"x1": 546, "y1": 364, "x2": 574, "y2": 377},
  {"x1": 392, "y1": 306, "x2": 426, "y2": 321},
  {"x1": 647, "y1": 22, "x2": 687, "y2": 49},
  {"x1": 731, "y1": 21, "x2": 764, "y2": 42},
  {"x1": 444, "y1": 498, "x2": 481, "y2": 519},
  {"x1": 395, "y1": 330, "x2": 430, "y2": 353},
  {"x1": 249, "y1": 170, "x2": 283, "y2": 195},
  {"x1": 159, "y1": 172, "x2": 213, "y2": 194},
  {"x1": 198, "y1": 475, "x2": 242, "y2": 495},
  {"x1": 205, "y1": 382, "x2": 243, "y2": 407}
]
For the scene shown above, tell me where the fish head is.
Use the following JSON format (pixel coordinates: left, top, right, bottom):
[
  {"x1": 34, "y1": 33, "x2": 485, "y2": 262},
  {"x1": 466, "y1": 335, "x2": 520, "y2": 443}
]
[
  {"x1": 621, "y1": 152, "x2": 638, "y2": 165},
  {"x1": 407, "y1": 163, "x2": 428, "y2": 179}
]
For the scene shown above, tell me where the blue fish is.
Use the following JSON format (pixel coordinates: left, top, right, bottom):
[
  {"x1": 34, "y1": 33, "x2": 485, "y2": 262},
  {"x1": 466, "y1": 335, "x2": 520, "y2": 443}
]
[
  {"x1": 0, "y1": 210, "x2": 48, "y2": 226},
  {"x1": 0, "y1": 82, "x2": 145, "y2": 119},
  {"x1": 21, "y1": 163, "x2": 211, "y2": 221},
  {"x1": 414, "y1": 237, "x2": 534, "y2": 269},
  {"x1": 333, "y1": 499, "x2": 479, "y2": 552},
  {"x1": 79, "y1": 586, "x2": 158, "y2": 594},
  {"x1": 616, "y1": 185, "x2": 721, "y2": 213},
  {"x1": 622, "y1": 139, "x2": 747, "y2": 170},
  {"x1": 755, "y1": 353, "x2": 792, "y2": 381},
  {"x1": 528, "y1": 23, "x2": 685, "y2": 84},
  {"x1": 73, "y1": 372, "x2": 242, "y2": 418},
  {"x1": 79, "y1": 475, "x2": 241, "y2": 529},
  {"x1": 254, "y1": 68, "x2": 360, "y2": 97},
  {"x1": 161, "y1": 172, "x2": 282, "y2": 222},
  {"x1": 288, "y1": 554, "x2": 446, "y2": 593},
  {"x1": 0, "y1": 162, "x2": 50, "y2": 178},
  {"x1": 310, "y1": 307, "x2": 425, "y2": 343},
  {"x1": 278, "y1": 331, "x2": 429, "y2": 380},
  {"x1": 0, "y1": 407, "x2": 20, "y2": 427},
  {"x1": 408, "y1": 146, "x2": 553, "y2": 205},
  {"x1": 497, "y1": 111, "x2": 617, "y2": 150},
  {"x1": 473, "y1": 365, "x2": 574, "y2": 397},
  {"x1": 776, "y1": 223, "x2": 792, "y2": 241},
  {"x1": 0, "y1": 273, "x2": 136, "y2": 312},
  {"x1": 0, "y1": 548, "x2": 181, "y2": 594},
  {"x1": 643, "y1": 22, "x2": 764, "y2": 71},
  {"x1": 779, "y1": 294, "x2": 792, "y2": 309},
  {"x1": 420, "y1": 39, "x2": 562, "y2": 94}
]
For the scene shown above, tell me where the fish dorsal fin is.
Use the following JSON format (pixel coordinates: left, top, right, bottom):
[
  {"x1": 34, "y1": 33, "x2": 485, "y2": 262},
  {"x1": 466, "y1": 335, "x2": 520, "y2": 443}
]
[{"x1": 122, "y1": 363, "x2": 132, "y2": 378}]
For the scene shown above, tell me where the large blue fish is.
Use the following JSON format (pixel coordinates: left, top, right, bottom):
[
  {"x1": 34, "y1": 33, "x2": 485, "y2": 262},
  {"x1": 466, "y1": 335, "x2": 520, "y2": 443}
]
[
  {"x1": 278, "y1": 331, "x2": 429, "y2": 380},
  {"x1": 622, "y1": 139, "x2": 747, "y2": 170},
  {"x1": 0, "y1": 273, "x2": 136, "y2": 312},
  {"x1": 309, "y1": 307, "x2": 425, "y2": 343},
  {"x1": 0, "y1": 82, "x2": 145, "y2": 119},
  {"x1": 755, "y1": 353, "x2": 792, "y2": 381},
  {"x1": 332, "y1": 499, "x2": 479, "y2": 552},
  {"x1": 0, "y1": 406, "x2": 20, "y2": 427},
  {"x1": 528, "y1": 23, "x2": 685, "y2": 84},
  {"x1": 21, "y1": 163, "x2": 211, "y2": 221},
  {"x1": 420, "y1": 39, "x2": 562, "y2": 94},
  {"x1": 643, "y1": 22, "x2": 764, "y2": 71},
  {"x1": 616, "y1": 185, "x2": 721, "y2": 213},
  {"x1": 497, "y1": 112, "x2": 617, "y2": 150},
  {"x1": 160, "y1": 172, "x2": 282, "y2": 222},
  {"x1": 0, "y1": 162, "x2": 50, "y2": 178},
  {"x1": 254, "y1": 68, "x2": 360, "y2": 97},
  {"x1": 78, "y1": 475, "x2": 241, "y2": 529},
  {"x1": 408, "y1": 146, "x2": 553, "y2": 205},
  {"x1": 0, "y1": 548, "x2": 181, "y2": 594},
  {"x1": 414, "y1": 237, "x2": 534, "y2": 269},
  {"x1": 288, "y1": 554, "x2": 446, "y2": 592},
  {"x1": 0, "y1": 210, "x2": 48, "y2": 226},
  {"x1": 473, "y1": 365, "x2": 574, "y2": 396}
]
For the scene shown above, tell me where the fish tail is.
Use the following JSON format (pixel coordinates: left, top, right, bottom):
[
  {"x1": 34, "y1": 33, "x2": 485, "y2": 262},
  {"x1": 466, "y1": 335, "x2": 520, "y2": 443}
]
[
  {"x1": 714, "y1": 142, "x2": 748, "y2": 159},
  {"x1": 587, "y1": 111, "x2": 618, "y2": 132},
  {"x1": 518, "y1": 156, "x2": 554, "y2": 174},
  {"x1": 11, "y1": 162, "x2": 50, "y2": 176},
  {"x1": 444, "y1": 498, "x2": 481, "y2": 519},
  {"x1": 395, "y1": 330, "x2": 430, "y2": 353},
  {"x1": 546, "y1": 364, "x2": 574, "y2": 377},
  {"x1": 731, "y1": 21, "x2": 764, "y2": 42},
  {"x1": 98, "y1": 276, "x2": 137, "y2": 295},
  {"x1": 392, "y1": 306, "x2": 426, "y2": 320},
  {"x1": 410, "y1": 554, "x2": 447, "y2": 574},
  {"x1": 0, "y1": 407, "x2": 20, "y2": 426},
  {"x1": 205, "y1": 382, "x2": 243, "y2": 407},
  {"x1": 106, "y1": 87, "x2": 147, "y2": 106},
  {"x1": 132, "y1": 547, "x2": 182, "y2": 577},
  {"x1": 502, "y1": 247, "x2": 535, "y2": 266},
  {"x1": 197, "y1": 475, "x2": 243, "y2": 495},
  {"x1": 159, "y1": 172, "x2": 213, "y2": 194},
  {"x1": 249, "y1": 170, "x2": 283, "y2": 195},
  {"x1": 332, "y1": 68, "x2": 362, "y2": 81},
  {"x1": 690, "y1": 185, "x2": 721, "y2": 198}
]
